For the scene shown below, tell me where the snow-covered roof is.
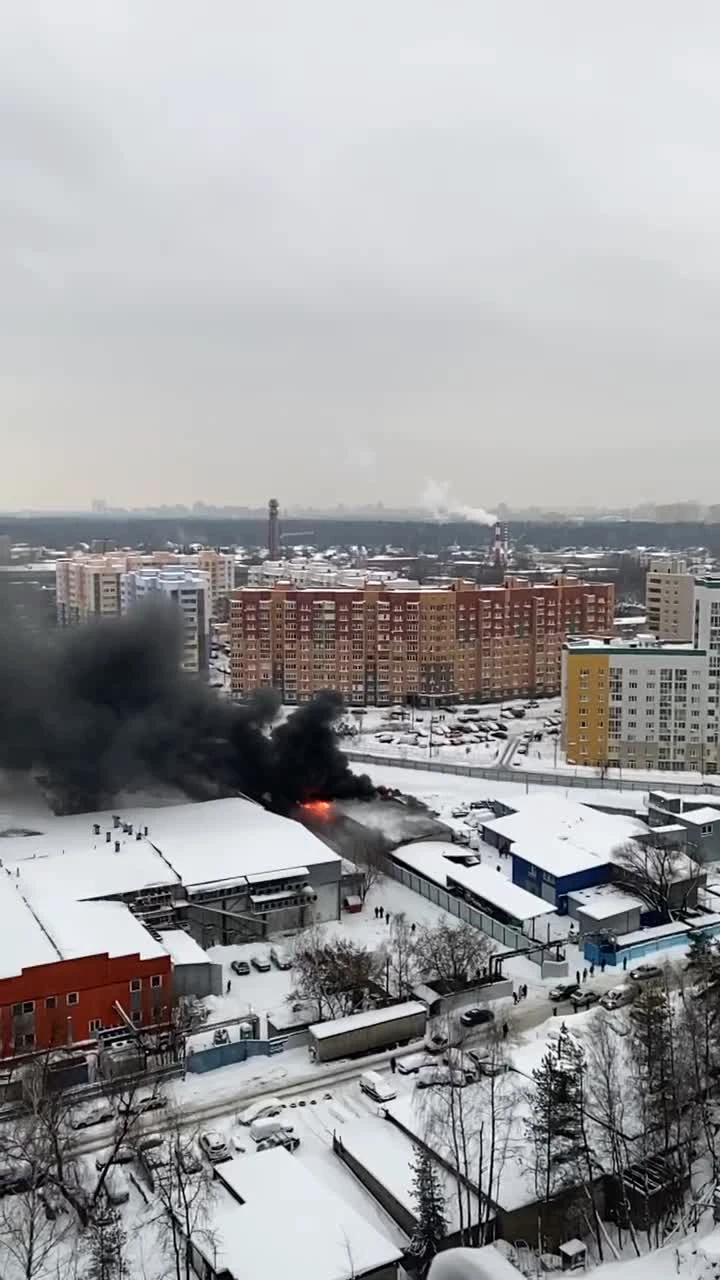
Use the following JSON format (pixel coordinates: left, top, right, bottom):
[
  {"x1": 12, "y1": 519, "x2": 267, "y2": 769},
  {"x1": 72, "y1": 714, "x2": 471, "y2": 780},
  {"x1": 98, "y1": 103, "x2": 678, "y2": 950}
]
[
  {"x1": 567, "y1": 886, "x2": 645, "y2": 921},
  {"x1": 0, "y1": 876, "x2": 61, "y2": 978},
  {"x1": 207, "y1": 1148, "x2": 402, "y2": 1280},
  {"x1": 391, "y1": 841, "x2": 553, "y2": 919},
  {"x1": 158, "y1": 929, "x2": 213, "y2": 966},
  {"x1": 680, "y1": 806, "x2": 720, "y2": 826},
  {"x1": 483, "y1": 795, "x2": 647, "y2": 880},
  {"x1": 428, "y1": 1246, "x2": 526, "y2": 1280},
  {"x1": 144, "y1": 797, "x2": 340, "y2": 888},
  {"x1": 310, "y1": 1000, "x2": 426, "y2": 1041},
  {"x1": 5, "y1": 838, "x2": 177, "y2": 903},
  {"x1": 27, "y1": 895, "x2": 167, "y2": 963},
  {"x1": 337, "y1": 1115, "x2": 481, "y2": 1234}
]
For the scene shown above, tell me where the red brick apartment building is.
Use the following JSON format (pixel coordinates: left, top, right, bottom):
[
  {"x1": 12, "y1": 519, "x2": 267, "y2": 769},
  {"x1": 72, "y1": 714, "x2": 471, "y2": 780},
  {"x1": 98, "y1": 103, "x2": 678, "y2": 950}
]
[{"x1": 230, "y1": 576, "x2": 614, "y2": 705}]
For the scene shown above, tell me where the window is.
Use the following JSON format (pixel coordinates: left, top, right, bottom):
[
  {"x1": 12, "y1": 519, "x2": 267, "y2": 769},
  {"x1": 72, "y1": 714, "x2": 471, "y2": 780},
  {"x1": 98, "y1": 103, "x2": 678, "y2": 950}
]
[
  {"x1": 702, "y1": 824, "x2": 713, "y2": 836},
  {"x1": 12, "y1": 1001, "x2": 34, "y2": 1016},
  {"x1": 67, "y1": 992, "x2": 79, "y2": 1007},
  {"x1": 150, "y1": 975, "x2": 162, "y2": 989},
  {"x1": 130, "y1": 979, "x2": 142, "y2": 993},
  {"x1": 89, "y1": 1019, "x2": 102, "y2": 1034},
  {"x1": 20, "y1": 1034, "x2": 35, "y2": 1050},
  {"x1": 131, "y1": 1010, "x2": 143, "y2": 1026},
  {"x1": 45, "y1": 996, "x2": 57, "y2": 1011}
]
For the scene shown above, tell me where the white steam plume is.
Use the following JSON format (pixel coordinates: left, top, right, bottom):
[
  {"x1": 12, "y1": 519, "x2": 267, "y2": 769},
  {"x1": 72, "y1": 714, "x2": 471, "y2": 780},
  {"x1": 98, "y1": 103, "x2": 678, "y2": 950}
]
[{"x1": 421, "y1": 480, "x2": 497, "y2": 526}]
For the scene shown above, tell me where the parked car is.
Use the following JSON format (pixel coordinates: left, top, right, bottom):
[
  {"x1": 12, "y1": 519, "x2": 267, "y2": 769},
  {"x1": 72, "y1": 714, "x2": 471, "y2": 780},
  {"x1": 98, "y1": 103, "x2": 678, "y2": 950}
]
[
  {"x1": 251, "y1": 954, "x2": 272, "y2": 973},
  {"x1": 459, "y1": 1007, "x2": 494, "y2": 1028},
  {"x1": 416, "y1": 1065, "x2": 469, "y2": 1089},
  {"x1": 176, "y1": 1144, "x2": 204, "y2": 1176},
  {"x1": 103, "y1": 1169, "x2": 130, "y2": 1206},
  {"x1": 136, "y1": 1132, "x2": 164, "y2": 1153},
  {"x1": 359, "y1": 1070, "x2": 396, "y2": 1103},
  {"x1": 213, "y1": 1028, "x2": 230, "y2": 1047},
  {"x1": 95, "y1": 1145, "x2": 135, "y2": 1171},
  {"x1": 549, "y1": 982, "x2": 581, "y2": 1003},
  {"x1": 238, "y1": 1097, "x2": 285, "y2": 1126},
  {"x1": 257, "y1": 1132, "x2": 300, "y2": 1153},
  {"x1": 629, "y1": 964, "x2": 663, "y2": 983},
  {"x1": 72, "y1": 1105, "x2": 114, "y2": 1130},
  {"x1": 231, "y1": 959, "x2": 251, "y2": 976},
  {"x1": 199, "y1": 1131, "x2": 230, "y2": 1163},
  {"x1": 600, "y1": 984, "x2": 638, "y2": 1011},
  {"x1": 424, "y1": 1031, "x2": 449, "y2": 1055},
  {"x1": 128, "y1": 1094, "x2": 167, "y2": 1117},
  {"x1": 270, "y1": 946, "x2": 293, "y2": 970},
  {"x1": 471, "y1": 1056, "x2": 510, "y2": 1077},
  {"x1": 397, "y1": 1053, "x2": 435, "y2": 1075},
  {"x1": 570, "y1": 990, "x2": 599, "y2": 1010}
]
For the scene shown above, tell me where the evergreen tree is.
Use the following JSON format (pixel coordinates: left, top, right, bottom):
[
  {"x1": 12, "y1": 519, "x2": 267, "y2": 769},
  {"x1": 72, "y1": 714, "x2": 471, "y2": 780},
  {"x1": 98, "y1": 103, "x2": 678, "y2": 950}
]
[
  {"x1": 409, "y1": 1146, "x2": 448, "y2": 1275},
  {"x1": 526, "y1": 1023, "x2": 585, "y2": 1238},
  {"x1": 85, "y1": 1202, "x2": 128, "y2": 1280}
]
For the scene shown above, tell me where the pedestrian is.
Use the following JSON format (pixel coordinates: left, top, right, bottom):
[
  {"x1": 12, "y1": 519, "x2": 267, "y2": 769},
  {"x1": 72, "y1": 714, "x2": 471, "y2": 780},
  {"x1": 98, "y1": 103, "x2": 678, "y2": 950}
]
[
  {"x1": 601, "y1": 961, "x2": 606, "y2": 974},
  {"x1": 576, "y1": 970, "x2": 580, "y2": 986},
  {"x1": 226, "y1": 979, "x2": 231, "y2": 994},
  {"x1": 553, "y1": 1006, "x2": 558, "y2": 1016},
  {"x1": 374, "y1": 906, "x2": 378, "y2": 920},
  {"x1": 379, "y1": 906, "x2": 384, "y2": 919},
  {"x1": 583, "y1": 968, "x2": 588, "y2": 982},
  {"x1": 386, "y1": 912, "x2": 391, "y2": 925},
  {"x1": 512, "y1": 990, "x2": 518, "y2": 1005},
  {"x1": 623, "y1": 955, "x2": 628, "y2": 971},
  {"x1": 502, "y1": 1022, "x2": 509, "y2": 1040},
  {"x1": 390, "y1": 1055, "x2": 396, "y2": 1074},
  {"x1": 523, "y1": 983, "x2": 528, "y2": 999},
  {"x1": 590, "y1": 963, "x2": 595, "y2": 978},
  {"x1": 411, "y1": 922, "x2": 416, "y2": 934}
]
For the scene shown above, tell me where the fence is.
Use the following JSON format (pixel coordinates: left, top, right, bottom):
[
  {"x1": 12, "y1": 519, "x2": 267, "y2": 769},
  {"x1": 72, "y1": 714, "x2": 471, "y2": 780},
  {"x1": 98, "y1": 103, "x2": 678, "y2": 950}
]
[
  {"x1": 345, "y1": 749, "x2": 720, "y2": 797},
  {"x1": 185, "y1": 1036, "x2": 289, "y2": 1075},
  {"x1": 385, "y1": 860, "x2": 534, "y2": 954}
]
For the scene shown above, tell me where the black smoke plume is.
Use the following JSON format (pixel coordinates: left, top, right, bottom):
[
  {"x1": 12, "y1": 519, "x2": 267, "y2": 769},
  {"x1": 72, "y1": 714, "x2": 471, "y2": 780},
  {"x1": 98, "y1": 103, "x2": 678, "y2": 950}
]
[{"x1": 0, "y1": 603, "x2": 374, "y2": 815}]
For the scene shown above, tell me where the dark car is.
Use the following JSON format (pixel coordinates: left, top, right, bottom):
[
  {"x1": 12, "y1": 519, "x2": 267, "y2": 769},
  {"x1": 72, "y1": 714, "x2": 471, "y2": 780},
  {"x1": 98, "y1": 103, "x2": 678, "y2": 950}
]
[
  {"x1": 549, "y1": 982, "x2": 581, "y2": 1003},
  {"x1": 231, "y1": 959, "x2": 251, "y2": 976},
  {"x1": 459, "y1": 1007, "x2": 495, "y2": 1028}
]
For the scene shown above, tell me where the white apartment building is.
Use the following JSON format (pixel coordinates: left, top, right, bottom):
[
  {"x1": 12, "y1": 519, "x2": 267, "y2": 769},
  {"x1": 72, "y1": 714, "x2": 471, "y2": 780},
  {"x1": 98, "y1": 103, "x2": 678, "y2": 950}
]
[
  {"x1": 645, "y1": 558, "x2": 694, "y2": 641},
  {"x1": 56, "y1": 551, "x2": 232, "y2": 624},
  {"x1": 247, "y1": 560, "x2": 403, "y2": 589},
  {"x1": 120, "y1": 568, "x2": 210, "y2": 673}
]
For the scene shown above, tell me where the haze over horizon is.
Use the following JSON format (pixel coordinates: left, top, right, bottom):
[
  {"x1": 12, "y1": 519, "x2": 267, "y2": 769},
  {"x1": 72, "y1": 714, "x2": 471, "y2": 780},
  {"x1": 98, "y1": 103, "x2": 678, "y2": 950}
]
[{"x1": 4, "y1": 2, "x2": 720, "y2": 511}]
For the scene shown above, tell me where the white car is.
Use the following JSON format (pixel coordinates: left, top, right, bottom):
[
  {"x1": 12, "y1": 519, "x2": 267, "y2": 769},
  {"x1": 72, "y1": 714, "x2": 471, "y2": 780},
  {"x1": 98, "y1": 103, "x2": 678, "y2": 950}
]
[
  {"x1": 199, "y1": 1131, "x2": 230, "y2": 1163},
  {"x1": 238, "y1": 1097, "x2": 285, "y2": 1126}
]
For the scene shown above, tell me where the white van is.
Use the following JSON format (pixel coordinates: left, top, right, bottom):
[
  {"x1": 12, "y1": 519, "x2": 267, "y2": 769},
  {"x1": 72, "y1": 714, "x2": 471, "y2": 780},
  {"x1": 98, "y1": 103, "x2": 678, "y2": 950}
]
[
  {"x1": 359, "y1": 1071, "x2": 396, "y2": 1103},
  {"x1": 250, "y1": 1117, "x2": 295, "y2": 1143},
  {"x1": 238, "y1": 1096, "x2": 285, "y2": 1126},
  {"x1": 599, "y1": 983, "x2": 638, "y2": 1011}
]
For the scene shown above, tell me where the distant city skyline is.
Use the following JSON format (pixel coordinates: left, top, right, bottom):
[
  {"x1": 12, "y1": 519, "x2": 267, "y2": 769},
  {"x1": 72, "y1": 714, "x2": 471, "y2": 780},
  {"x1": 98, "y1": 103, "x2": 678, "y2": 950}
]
[{"x1": 4, "y1": 4, "x2": 720, "y2": 509}]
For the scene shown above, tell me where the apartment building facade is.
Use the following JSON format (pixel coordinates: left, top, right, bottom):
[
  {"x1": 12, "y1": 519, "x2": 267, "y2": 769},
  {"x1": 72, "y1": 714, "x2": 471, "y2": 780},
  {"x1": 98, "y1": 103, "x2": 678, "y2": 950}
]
[
  {"x1": 56, "y1": 550, "x2": 232, "y2": 623},
  {"x1": 645, "y1": 558, "x2": 694, "y2": 641},
  {"x1": 230, "y1": 577, "x2": 614, "y2": 706},
  {"x1": 562, "y1": 636, "x2": 714, "y2": 773},
  {"x1": 121, "y1": 568, "x2": 210, "y2": 672}
]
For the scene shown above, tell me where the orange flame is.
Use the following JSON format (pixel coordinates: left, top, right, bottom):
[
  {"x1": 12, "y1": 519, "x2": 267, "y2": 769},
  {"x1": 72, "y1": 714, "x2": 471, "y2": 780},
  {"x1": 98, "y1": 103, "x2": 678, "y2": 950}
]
[{"x1": 301, "y1": 800, "x2": 333, "y2": 817}]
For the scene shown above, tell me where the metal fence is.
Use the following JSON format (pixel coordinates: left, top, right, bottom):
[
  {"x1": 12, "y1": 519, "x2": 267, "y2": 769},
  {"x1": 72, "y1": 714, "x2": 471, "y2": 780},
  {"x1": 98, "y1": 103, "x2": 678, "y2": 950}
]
[
  {"x1": 384, "y1": 859, "x2": 534, "y2": 954},
  {"x1": 345, "y1": 749, "x2": 720, "y2": 797},
  {"x1": 186, "y1": 1036, "x2": 290, "y2": 1075}
]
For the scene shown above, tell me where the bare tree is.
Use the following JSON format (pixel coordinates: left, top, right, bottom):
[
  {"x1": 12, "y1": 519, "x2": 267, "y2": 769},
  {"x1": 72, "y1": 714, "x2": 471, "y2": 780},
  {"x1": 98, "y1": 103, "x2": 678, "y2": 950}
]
[
  {"x1": 341, "y1": 825, "x2": 391, "y2": 900},
  {"x1": 149, "y1": 1120, "x2": 216, "y2": 1280},
  {"x1": 416, "y1": 920, "x2": 494, "y2": 989},
  {"x1": 586, "y1": 1013, "x2": 641, "y2": 1257},
  {"x1": 612, "y1": 841, "x2": 702, "y2": 922},
  {"x1": 388, "y1": 912, "x2": 420, "y2": 998},
  {"x1": 290, "y1": 926, "x2": 385, "y2": 1019}
]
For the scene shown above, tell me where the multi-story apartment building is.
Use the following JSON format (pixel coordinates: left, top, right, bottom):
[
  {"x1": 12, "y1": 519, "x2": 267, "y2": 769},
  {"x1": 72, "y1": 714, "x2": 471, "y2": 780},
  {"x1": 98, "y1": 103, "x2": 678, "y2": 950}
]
[
  {"x1": 56, "y1": 551, "x2": 233, "y2": 624},
  {"x1": 645, "y1": 558, "x2": 694, "y2": 641},
  {"x1": 562, "y1": 635, "x2": 714, "y2": 773},
  {"x1": 230, "y1": 577, "x2": 614, "y2": 706},
  {"x1": 121, "y1": 568, "x2": 210, "y2": 672}
]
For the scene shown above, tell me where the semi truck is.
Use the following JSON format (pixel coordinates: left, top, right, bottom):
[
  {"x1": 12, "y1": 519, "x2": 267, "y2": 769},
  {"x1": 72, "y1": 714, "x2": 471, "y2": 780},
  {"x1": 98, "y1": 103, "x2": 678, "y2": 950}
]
[{"x1": 308, "y1": 1001, "x2": 427, "y2": 1063}]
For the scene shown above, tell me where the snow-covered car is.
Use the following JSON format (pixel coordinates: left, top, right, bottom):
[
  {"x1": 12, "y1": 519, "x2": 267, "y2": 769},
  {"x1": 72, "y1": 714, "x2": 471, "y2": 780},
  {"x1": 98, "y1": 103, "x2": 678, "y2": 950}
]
[
  {"x1": 103, "y1": 1169, "x2": 130, "y2": 1205},
  {"x1": 199, "y1": 1131, "x2": 230, "y2": 1163},
  {"x1": 95, "y1": 1145, "x2": 135, "y2": 1170},
  {"x1": 600, "y1": 984, "x2": 638, "y2": 1010},
  {"x1": 231, "y1": 959, "x2": 251, "y2": 976},
  {"x1": 256, "y1": 1132, "x2": 300, "y2": 1153},
  {"x1": 128, "y1": 1094, "x2": 167, "y2": 1117},
  {"x1": 176, "y1": 1145, "x2": 203, "y2": 1176},
  {"x1": 416, "y1": 1065, "x2": 469, "y2": 1090},
  {"x1": 629, "y1": 964, "x2": 663, "y2": 983},
  {"x1": 451, "y1": 805, "x2": 469, "y2": 818},
  {"x1": 270, "y1": 946, "x2": 292, "y2": 970},
  {"x1": 251, "y1": 954, "x2": 271, "y2": 973},
  {"x1": 238, "y1": 1097, "x2": 285, "y2": 1126},
  {"x1": 397, "y1": 1052, "x2": 435, "y2": 1075},
  {"x1": 72, "y1": 1105, "x2": 114, "y2": 1130},
  {"x1": 570, "y1": 990, "x2": 599, "y2": 1010}
]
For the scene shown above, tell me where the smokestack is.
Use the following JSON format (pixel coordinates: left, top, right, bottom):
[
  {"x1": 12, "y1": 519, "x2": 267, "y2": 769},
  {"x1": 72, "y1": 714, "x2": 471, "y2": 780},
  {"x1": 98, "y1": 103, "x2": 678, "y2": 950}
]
[{"x1": 268, "y1": 497, "x2": 280, "y2": 561}]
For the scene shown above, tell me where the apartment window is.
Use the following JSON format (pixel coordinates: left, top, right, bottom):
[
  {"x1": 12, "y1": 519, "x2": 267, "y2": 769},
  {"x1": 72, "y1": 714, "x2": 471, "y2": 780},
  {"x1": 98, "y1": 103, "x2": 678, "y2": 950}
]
[
  {"x1": 702, "y1": 824, "x2": 713, "y2": 836},
  {"x1": 150, "y1": 975, "x2": 163, "y2": 989},
  {"x1": 89, "y1": 1019, "x2": 103, "y2": 1034},
  {"x1": 12, "y1": 1001, "x2": 34, "y2": 1016},
  {"x1": 20, "y1": 1034, "x2": 35, "y2": 1050},
  {"x1": 130, "y1": 979, "x2": 142, "y2": 993},
  {"x1": 45, "y1": 996, "x2": 57, "y2": 1011},
  {"x1": 67, "y1": 993, "x2": 79, "y2": 1007},
  {"x1": 131, "y1": 1011, "x2": 143, "y2": 1026}
]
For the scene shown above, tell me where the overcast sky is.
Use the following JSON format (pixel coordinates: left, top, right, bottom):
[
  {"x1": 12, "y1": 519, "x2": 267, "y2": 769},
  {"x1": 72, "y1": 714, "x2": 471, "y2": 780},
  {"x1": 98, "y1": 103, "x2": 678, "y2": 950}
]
[{"x1": 4, "y1": 2, "x2": 720, "y2": 512}]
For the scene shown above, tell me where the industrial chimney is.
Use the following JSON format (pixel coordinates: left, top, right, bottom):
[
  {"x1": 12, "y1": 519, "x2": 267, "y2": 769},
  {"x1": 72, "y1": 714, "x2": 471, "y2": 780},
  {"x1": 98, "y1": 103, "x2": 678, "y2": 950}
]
[{"x1": 268, "y1": 497, "x2": 280, "y2": 561}]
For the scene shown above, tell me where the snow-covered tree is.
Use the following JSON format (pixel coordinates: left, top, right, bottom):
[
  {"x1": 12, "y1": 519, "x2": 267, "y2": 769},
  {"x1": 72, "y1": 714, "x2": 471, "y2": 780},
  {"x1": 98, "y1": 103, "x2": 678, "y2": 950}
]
[
  {"x1": 409, "y1": 1147, "x2": 448, "y2": 1275},
  {"x1": 526, "y1": 1023, "x2": 586, "y2": 1243},
  {"x1": 85, "y1": 1203, "x2": 127, "y2": 1280}
]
